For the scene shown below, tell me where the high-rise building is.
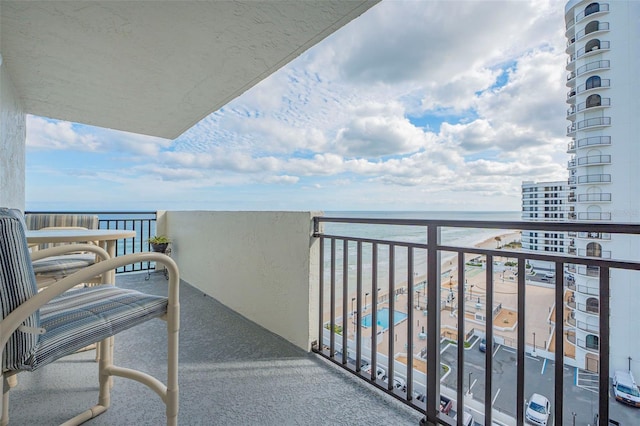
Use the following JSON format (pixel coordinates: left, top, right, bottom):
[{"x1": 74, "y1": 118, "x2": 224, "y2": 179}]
[
  {"x1": 564, "y1": 0, "x2": 640, "y2": 376},
  {"x1": 524, "y1": 1, "x2": 640, "y2": 377},
  {"x1": 521, "y1": 181, "x2": 574, "y2": 269}
]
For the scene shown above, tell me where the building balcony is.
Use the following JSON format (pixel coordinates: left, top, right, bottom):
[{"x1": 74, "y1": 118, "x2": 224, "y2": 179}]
[
  {"x1": 576, "y1": 265, "x2": 600, "y2": 277},
  {"x1": 576, "y1": 231, "x2": 611, "y2": 239},
  {"x1": 577, "y1": 247, "x2": 611, "y2": 258},
  {"x1": 575, "y1": 22, "x2": 610, "y2": 42},
  {"x1": 575, "y1": 3, "x2": 609, "y2": 25},
  {"x1": 576, "y1": 135, "x2": 611, "y2": 149},
  {"x1": 577, "y1": 320, "x2": 600, "y2": 334},
  {"x1": 13, "y1": 211, "x2": 640, "y2": 426},
  {"x1": 576, "y1": 40, "x2": 610, "y2": 60},
  {"x1": 576, "y1": 59, "x2": 610, "y2": 78},
  {"x1": 576, "y1": 79, "x2": 610, "y2": 95},
  {"x1": 577, "y1": 193, "x2": 611, "y2": 203},
  {"x1": 576, "y1": 174, "x2": 611, "y2": 185},
  {"x1": 577, "y1": 212, "x2": 611, "y2": 221},
  {"x1": 577, "y1": 97, "x2": 610, "y2": 113}
]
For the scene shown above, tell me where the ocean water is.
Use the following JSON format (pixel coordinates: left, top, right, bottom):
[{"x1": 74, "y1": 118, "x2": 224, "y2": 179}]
[{"x1": 319, "y1": 211, "x2": 521, "y2": 291}]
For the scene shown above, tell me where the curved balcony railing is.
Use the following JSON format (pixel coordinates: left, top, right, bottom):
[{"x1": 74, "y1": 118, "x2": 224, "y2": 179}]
[
  {"x1": 576, "y1": 22, "x2": 609, "y2": 41},
  {"x1": 576, "y1": 135, "x2": 610, "y2": 148},
  {"x1": 576, "y1": 265, "x2": 599, "y2": 277},
  {"x1": 576, "y1": 60, "x2": 610, "y2": 77},
  {"x1": 577, "y1": 97, "x2": 610, "y2": 112},
  {"x1": 577, "y1": 154, "x2": 611, "y2": 166},
  {"x1": 577, "y1": 247, "x2": 611, "y2": 257},
  {"x1": 577, "y1": 338, "x2": 599, "y2": 353},
  {"x1": 576, "y1": 3, "x2": 610, "y2": 25},
  {"x1": 577, "y1": 321, "x2": 600, "y2": 334},
  {"x1": 577, "y1": 230, "x2": 611, "y2": 239},
  {"x1": 576, "y1": 79, "x2": 611, "y2": 94},
  {"x1": 576, "y1": 41, "x2": 610, "y2": 59},
  {"x1": 577, "y1": 193, "x2": 611, "y2": 203},
  {"x1": 567, "y1": 117, "x2": 611, "y2": 135},
  {"x1": 577, "y1": 303, "x2": 599, "y2": 314},
  {"x1": 577, "y1": 174, "x2": 611, "y2": 184},
  {"x1": 567, "y1": 316, "x2": 576, "y2": 326},
  {"x1": 577, "y1": 285, "x2": 600, "y2": 296}
]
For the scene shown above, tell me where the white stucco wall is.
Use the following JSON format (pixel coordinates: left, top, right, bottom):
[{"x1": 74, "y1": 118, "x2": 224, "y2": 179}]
[
  {"x1": 0, "y1": 48, "x2": 26, "y2": 210},
  {"x1": 160, "y1": 211, "x2": 321, "y2": 351}
]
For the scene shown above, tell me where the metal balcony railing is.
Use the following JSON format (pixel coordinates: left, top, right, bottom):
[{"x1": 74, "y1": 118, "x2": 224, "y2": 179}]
[
  {"x1": 312, "y1": 217, "x2": 640, "y2": 426},
  {"x1": 25, "y1": 211, "x2": 158, "y2": 273},
  {"x1": 575, "y1": 3, "x2": 609, "y2": 24},
  {"x1": 576, "y1": 60, "x2": 610, "y2": 77}
]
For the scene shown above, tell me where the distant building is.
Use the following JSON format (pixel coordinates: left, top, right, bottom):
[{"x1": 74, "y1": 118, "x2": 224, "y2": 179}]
[
  {"x1": 565, "y1": 0, "x2": 639, "y2": 376},
  {"x1": 523, "y1": 1, "x2": 640, "y2": 378},
  {"x1": 521, "y1": 181, "x2": 573, "y2": 270}
]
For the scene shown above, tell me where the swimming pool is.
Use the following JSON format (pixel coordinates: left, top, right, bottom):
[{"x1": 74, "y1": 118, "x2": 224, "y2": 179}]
[{"x1": 362, "y1": 308, "x2": 407, "y2": 330}]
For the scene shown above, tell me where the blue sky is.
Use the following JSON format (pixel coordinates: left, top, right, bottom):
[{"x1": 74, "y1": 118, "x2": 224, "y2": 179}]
[{"x1": 26, "y1": 0, "x2": 570, "y2": 212}]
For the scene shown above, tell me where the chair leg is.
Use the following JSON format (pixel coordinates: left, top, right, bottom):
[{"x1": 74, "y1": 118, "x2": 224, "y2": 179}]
[
  {"x1": 1, "y1": 373, "x2": 17, "y2": 426},
  {"x1": 1, "y1": 374, "x2": 9, "y2": 426}
]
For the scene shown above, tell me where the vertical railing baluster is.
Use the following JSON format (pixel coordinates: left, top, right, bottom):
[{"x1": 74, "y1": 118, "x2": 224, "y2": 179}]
[
  {"x1": 356, "y1": 241, "x2": 363, "y2": 371},
  {"x1": 485, "y1": 254, "x2": 494, "y2": 426},
  {"x1": 371, "y1": 243, "x2": 378, "y2": 382},
  {"x1": 517, "y1": 259, "x2": 526, "y2": 425},
  {"x1": 407, "y1": 246, "x2": 414, "y2": 400},
  {"x1": 599, "y1": 266, "x2": 610, "y2": 426},
  {"x1": 342, "y1": 239, "x2": 349, "y2": 365},
  {"x1": 388, "y1": 244, "x2": 395, "y2": 391},
  {"x1": 554, "y1": 261, "x2": 564, "y2": 425},
  {"x1": 318, "y1": 236, "x2": 324, "y2": 354},
  {"x1": 457, "y1": 250, "x2": 466, "y2": 424},
  {"x1": 330, "y1": 238, "x2": 336, "y2": 359},
  {"x1": 426, "y1": 225, "x2": 441, "y2": 423}
]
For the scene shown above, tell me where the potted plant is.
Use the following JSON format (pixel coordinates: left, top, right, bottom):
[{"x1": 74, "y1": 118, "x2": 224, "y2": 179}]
[{"x1": 148, "y1": 235, "x2": 170, "y2": 253}]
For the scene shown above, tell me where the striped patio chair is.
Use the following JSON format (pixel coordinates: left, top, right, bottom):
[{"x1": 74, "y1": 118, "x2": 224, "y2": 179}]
[
  {"x1": 0, "y1": 208, "x2": 180, "y2": 425},
  {"x1": 25, "y1": 213, "x2": 101, "y2": 287}
]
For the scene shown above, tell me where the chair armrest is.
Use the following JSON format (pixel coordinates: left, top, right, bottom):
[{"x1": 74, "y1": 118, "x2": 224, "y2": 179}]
[
  {"x1": 30, "y1": 244, "x2": 110, "y2": 262},
  {"x1": 0, "y1": 252, "x2": 180, "y2": 349}
]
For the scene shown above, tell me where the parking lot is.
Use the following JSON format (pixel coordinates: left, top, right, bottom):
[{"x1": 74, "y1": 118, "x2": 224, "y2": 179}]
[{"x1": 440, "y1": 339, "x2": 639, "y2": 425}]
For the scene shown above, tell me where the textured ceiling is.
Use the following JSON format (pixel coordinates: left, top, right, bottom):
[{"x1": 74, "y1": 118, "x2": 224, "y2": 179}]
[{"x1": 1, "y1": 1, "x2": 377, "y2": 139}]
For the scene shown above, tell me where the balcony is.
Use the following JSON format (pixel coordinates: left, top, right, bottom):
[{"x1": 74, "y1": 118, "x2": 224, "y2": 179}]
[
  {"x1": 576, "y1": 60, "x2": 610, "y2": 77},
  {"x1": 576, "y1": 41, "x2": 610, "y2": 60},
  {"x1": 576, "y1": 79, "x2": 611, "y2": 95},
  {"x1": 576, "y1": 174, "x2": 611, "y2": 184},
  {"x1": 576, "y1": 135, "x2": 611, "y2": 149},
  {"x1": 11, "y1": 212, "x2": 640, "y2": 426},
  {"x1": 577, "y1": 212, "x2": 611, "y2": 221},
  {"x1": 577, "y1": 97, "x2": 610, "y2": 112},
  {"x1": 576, "y1": 22, "x2": 610, "y2": 42},
  {"x1": 577, "y1": 193, "x2": 611, "y2": 203},
  {"x1": 575, "y1": 3, "x2": 610, "y2": 25}
]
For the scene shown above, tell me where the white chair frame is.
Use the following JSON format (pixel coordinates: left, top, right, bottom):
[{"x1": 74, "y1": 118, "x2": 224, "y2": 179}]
[{"x1": 1, "y1": 244, "x2": 179, "y2": 425}]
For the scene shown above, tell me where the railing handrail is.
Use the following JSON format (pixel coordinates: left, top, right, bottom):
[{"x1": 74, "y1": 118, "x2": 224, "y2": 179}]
[{"x1": 313, "y1": 216, "x2": 640, "y2": 425}]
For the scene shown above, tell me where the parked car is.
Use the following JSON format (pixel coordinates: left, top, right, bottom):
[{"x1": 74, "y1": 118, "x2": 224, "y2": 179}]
[
  {"x1": 612, "y1": 370, "x2": 640, "y2": 407},
  {"x1": 413, "y1": 394, "x2": 453, "y2": 415},
  {"x1": 544, "y1": 271, "x2": 555, "y2": 278},
  {"x1": 525, "y1": 393, "x2": 551, "y2": 425},
  {"x1": 479, "y1": 338, "x2": 487, "y2": 352},
  {"x1": 363, "y1": 364, "x2": 386, "y2": 380}
]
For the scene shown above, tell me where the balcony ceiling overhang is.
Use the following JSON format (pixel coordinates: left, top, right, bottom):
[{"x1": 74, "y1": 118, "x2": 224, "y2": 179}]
[{"x1": 1, "y1": 1, "x2": 377, "y2": 139}]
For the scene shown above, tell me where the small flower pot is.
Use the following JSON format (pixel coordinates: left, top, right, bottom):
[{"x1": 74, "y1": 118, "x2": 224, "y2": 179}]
[{"x1": 150, "y1": 242, "x2": 169, "y2": 253}]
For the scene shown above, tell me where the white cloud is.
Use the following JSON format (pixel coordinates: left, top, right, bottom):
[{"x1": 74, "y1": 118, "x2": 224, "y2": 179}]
[{"x1": 26, "y1": 0, "x2": 573, "y2": 211}]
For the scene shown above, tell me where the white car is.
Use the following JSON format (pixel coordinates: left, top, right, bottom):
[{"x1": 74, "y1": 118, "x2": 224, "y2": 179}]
[{"x1": 525, "y1": 393, "x2": 550, "y2": 425}]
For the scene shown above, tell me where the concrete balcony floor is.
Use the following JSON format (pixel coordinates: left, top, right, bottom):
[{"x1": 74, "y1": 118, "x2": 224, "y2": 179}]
[{"x1": 9, "y1": 272, "x2": 422, "y2": 425}]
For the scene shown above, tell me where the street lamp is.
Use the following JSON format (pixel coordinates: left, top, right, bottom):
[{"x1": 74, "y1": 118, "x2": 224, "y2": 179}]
[
  {"x1": 470, "y1": 284, "x2": 474, "y2": 301},
  {"x1": 467, "y1": 372, "x2": 473, "y2": 395},
  {"x1": 533, "y1": 332, "x2": 536, "y2": 354},
  {"x1": 416, "y1": 290, "x2": 420, "y2": 310},
  {"x1": 364, "y1": 292, "x2": 369, "y2": 311},
  {"x1": 351, "y1": 297, "x2": 356, "y2": 325}
]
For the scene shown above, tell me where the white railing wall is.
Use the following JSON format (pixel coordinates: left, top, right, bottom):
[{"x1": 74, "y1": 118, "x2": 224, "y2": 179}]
[{"x1": 160, "y1": 210, "x2": 321, "y2": 351}]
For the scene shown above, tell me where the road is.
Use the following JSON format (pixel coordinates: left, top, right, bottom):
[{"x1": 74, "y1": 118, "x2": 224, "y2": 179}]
[{"x1": 440, "y1": 338, "x2": 638, "y2": 425}]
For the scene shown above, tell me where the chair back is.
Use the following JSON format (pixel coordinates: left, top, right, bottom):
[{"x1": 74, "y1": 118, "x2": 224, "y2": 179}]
[
  {"x1": 25, "y1": 213, "x2": 99, "y2": 250},
  {"x1": 0, "y1": 208, "x2": 40, "y2": 371}
]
